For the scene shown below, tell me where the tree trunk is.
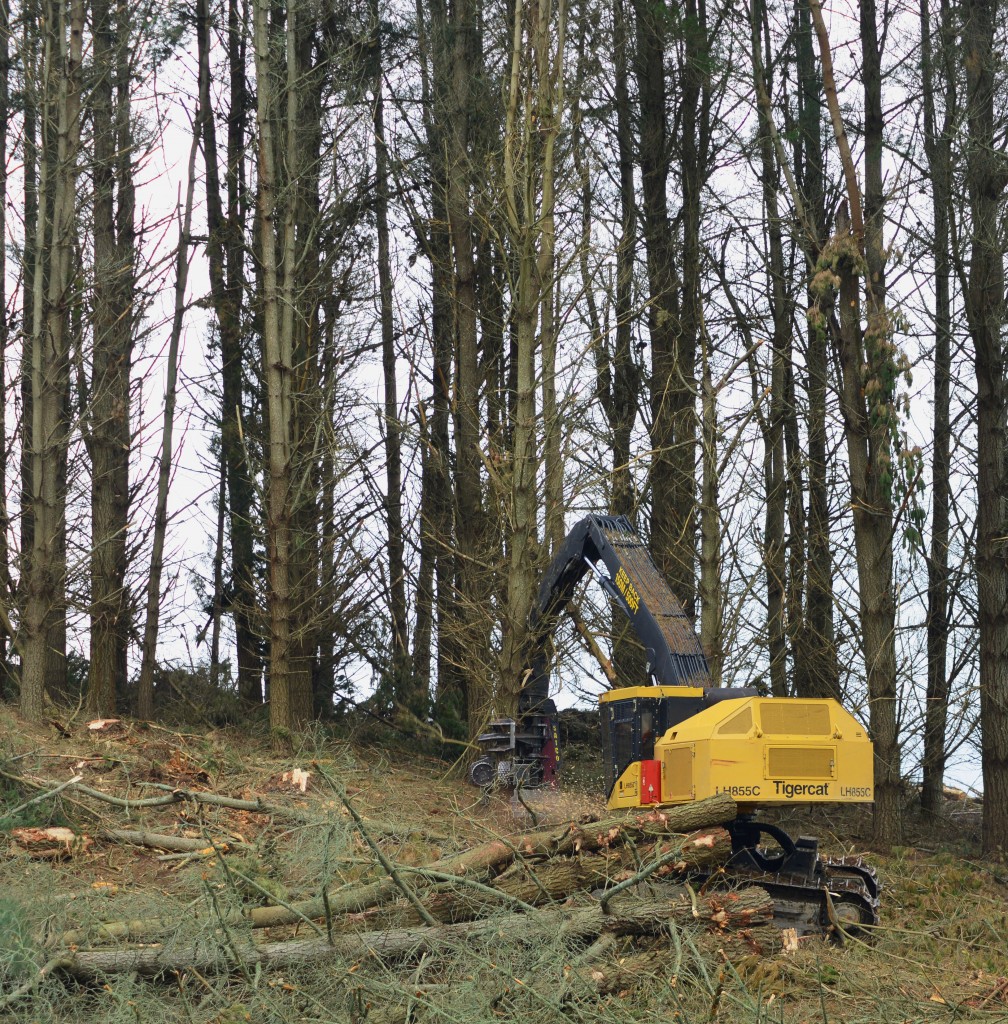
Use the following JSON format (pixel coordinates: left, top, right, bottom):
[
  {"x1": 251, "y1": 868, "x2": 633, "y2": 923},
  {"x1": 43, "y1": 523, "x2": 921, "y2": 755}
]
[
  {"x1": 19, "y1": 0, "x2": 39, "y2": 644},
  {"x1": 444, "y1": 0, "x2": 492, "y2": 728},
  {"x1": 961, "y1": 0, "x2": 1008, "y2": 855},
  {"x1": 0, "y1": 0, "x2": 9, "y2": 697},
  {"x1": 674, "y1": 0, "x2": 707, "y2": 617},
  {"x1": 87, "y1": 0, "x2": 133, "y2": 716},
  {"x1": 21, "y1": 0, "x2": 84, "y2": 722},
  {"x1": 372, "y1": 0, "x2": 410, "y2": 696},
  {"x1": 255, "y1": 0, "x2": 300, "y2": 740},
  {"x1": 698, "y1": 337, "x2": 721, "y2": 683},
  {"x1": 793, "y1": 0, "x2": 838, "y2": 702},
  {"x1": 632, "y1": 0, "x2": 693, "y2": 614},
  {"x1": 418, "y1": 0, "x2": 463, "y2": 730},
  {"x1": 499, "y1": 0, "x2": 566, "y2": 709},
  {"x1": 538, "y1": 0, "x2": 564, "y2": 559},
  {"x1": 919, "y1": 0, "x2": 954, "y2": 818},
  {"x1": 200, "y1": 0, "x2": 262, "y2": 703},
  {"x1": 606, "y1": 0, "x2": 645, "y2": 684},
  {"x1": 750, "y1": 0, "x2": 790, "y2": 697},
  {"x1": 135, "y1": 109, "x2": 199, "y2": 721},
  {"x1": 809, "y1": 0, "x2": 902, "y2": 844}
]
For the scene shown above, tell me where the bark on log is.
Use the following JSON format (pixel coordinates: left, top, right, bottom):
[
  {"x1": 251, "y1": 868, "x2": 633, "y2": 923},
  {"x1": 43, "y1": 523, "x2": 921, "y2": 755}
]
[
  {"x1": 56, "y1": 886, "x2": 772, "y2": 980},
  {"x1": 372, "y1": 827, "x2": 736, "y2": 925},
  {"x1": 56, "y1": 795, "x2": 738, "y2": 945},
  {"x1": 98, "y1": 829, "x2": 249, "y2": 853}
]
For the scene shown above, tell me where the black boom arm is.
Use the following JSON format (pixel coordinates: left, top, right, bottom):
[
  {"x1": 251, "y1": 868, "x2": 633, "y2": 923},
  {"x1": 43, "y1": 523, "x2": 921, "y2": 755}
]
[{"x1": 519, "y1": 515, "x2": 710, "y2": 713}]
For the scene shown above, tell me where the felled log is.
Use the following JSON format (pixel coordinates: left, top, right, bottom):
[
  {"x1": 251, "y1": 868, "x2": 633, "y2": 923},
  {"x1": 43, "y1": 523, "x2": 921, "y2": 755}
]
[
  {"x1": 366, "y1": 827, "x2": 735, "y2": 927},
  {"x1": 56, "y1": 886, "x2": 773, "y2": 980},
  {"x1": 57, "y1": 794, "x2": 738, "y2": 946}
]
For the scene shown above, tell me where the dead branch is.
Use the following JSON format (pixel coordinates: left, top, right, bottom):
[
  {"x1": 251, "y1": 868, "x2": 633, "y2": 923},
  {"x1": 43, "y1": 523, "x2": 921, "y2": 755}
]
[{"x1": 98, "y1": 829, "x2": 251, "y2": 853}]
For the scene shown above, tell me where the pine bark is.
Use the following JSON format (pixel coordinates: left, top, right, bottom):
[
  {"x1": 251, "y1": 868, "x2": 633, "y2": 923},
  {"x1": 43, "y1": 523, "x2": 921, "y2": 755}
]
[
  {"x1": 919, "y1": 0, "x2": 954, "y2": 817},
  {"x1": 750, "y1": 0, "x2": 789, "y2": 697},
  {"x1": 255, "y1": 0, "x2": 296, "y2": 738},
  {"x1": 632, "y1": 0, "x2": 693, "y2": 614},
  {"x1": 21, "y1": 0, "x2": 84, "y2": 722},
  {"x1": 961, "y1": 0, "x2": 1008, "y2": 854},
  {"x1": 135, "y1": 96, "x2": 199, "y2": 721},
  {"x1": 372, "y1": 1, "x2": 410, "y2": 693},
  {"x1": 793, "y1": 0, "x2": 839, "y2": 702},
  {"x1": 87, "y1": 0, "x2": 133, "y2": 716},
  {"x1": 0, "y1": 0, "x2": 9, "y2": 696},
  {"x1": 200, "y1": 0, "x2": 262, "y2": 703}
]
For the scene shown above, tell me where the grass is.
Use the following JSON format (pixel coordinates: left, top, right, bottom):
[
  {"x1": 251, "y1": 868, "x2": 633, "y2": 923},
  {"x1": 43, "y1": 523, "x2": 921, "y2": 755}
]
[{"x1": 0, "y1": 704, "x2": 1006, "y2": 1023}]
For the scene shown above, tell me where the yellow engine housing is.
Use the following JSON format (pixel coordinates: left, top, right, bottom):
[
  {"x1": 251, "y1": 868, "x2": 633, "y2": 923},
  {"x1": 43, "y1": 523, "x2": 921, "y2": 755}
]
[{"x1": 606, "y1": 695, "x2": 874, "y2": 811}]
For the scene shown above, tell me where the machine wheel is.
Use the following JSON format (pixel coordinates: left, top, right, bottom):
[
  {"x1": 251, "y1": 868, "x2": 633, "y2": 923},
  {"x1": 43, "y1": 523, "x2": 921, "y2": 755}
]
[{"x1": 467, "y1": 758, "x2": 496, "y2": 788}]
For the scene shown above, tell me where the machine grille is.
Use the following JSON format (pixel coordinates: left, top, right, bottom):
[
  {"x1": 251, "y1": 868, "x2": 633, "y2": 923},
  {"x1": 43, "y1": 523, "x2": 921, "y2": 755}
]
[
  {"x1": 663, "y1": 746, "x2": 694, "y2": 800},
  {"x1": 766, "y1": 746, "x2": 835, "y2": 778},
  {"x1": 760, "y1": 702, "x2": 831, "y2": 735}
]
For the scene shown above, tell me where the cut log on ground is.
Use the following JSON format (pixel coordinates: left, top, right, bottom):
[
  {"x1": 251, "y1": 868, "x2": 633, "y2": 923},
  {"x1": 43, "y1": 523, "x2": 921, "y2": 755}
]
[
  {"x1": 55, "y1": 886, "x2": 774, "y2": 980},
  {"x1": 57, "y1": 794, "x2": 739, "y2": 947},
  {"x1": 364, "y1": 827, "x2": 735, "y2": 927}
]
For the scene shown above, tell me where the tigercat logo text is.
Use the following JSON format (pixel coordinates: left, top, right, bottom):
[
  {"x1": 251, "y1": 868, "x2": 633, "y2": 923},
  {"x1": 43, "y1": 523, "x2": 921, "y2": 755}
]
[{"x1": 773, "y1": 781, "x2": 830, "y2": 798}]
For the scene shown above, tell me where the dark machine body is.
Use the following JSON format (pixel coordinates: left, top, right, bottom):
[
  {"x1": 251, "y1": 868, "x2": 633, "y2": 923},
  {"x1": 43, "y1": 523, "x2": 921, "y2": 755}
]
[{"x1": 471, "y1": 515, "x2": 880, "y2": 935}]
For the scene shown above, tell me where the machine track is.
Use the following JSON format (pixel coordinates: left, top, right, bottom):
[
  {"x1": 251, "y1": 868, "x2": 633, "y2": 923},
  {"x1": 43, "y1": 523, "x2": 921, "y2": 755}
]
[
  {"x1": 715, "y1": 818, "x2": 881, "y2": 940},
  {"x1": 718, "y1": 856, "x2": 880, "y2": 939}
]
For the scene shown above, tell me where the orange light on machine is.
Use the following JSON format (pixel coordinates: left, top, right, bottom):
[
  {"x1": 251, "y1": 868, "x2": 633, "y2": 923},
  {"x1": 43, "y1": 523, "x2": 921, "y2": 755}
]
[{"x1": 640, "y1": 759, "x2": 662, "y2": 803}]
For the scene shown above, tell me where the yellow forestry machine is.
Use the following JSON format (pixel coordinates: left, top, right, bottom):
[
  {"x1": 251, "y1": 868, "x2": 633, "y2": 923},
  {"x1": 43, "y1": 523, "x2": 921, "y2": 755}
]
[{"x1": 470, "y1": 514, "x2": 880, "y2": 935}]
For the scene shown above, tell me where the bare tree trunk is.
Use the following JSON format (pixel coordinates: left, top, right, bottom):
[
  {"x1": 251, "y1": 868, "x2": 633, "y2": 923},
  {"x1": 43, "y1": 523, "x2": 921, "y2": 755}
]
[
  {"x1": 674, "y1": 0, "x2": 708, "y2": 618},
  {"x1": 227, "y1": 0, "x2": 261, "y2": 703},
  {"x1": 255, "y1": 0, "x2": 300, "y2": 740},
  {"x1": 0, "y1": 0, "x2": 9, "y2": 697},
  {"x1": 371, "y1": 0, "x2": 409, "y2": 693},
  {"x1": 418, "y1": 0, "x2": 463, "y2": 729},
  {"x1": 809, "y1": 0, "x2": 901, "y2": 843},
  {"x1": 21, "y1": 0, "x2": 84, "y2": 722},
  {"x1": 444, "y1": 0, "x2": 491, "y2": 726},
  {"x1": 632, "y1": 0, "x2": 692, "y2": 613},
  {"x1": 793, "y1": 0, "x2": 838, "y2": 702},
  {"x1": 87, "y1": 0, "x2": 133, "y2": 716},
  {"x1": 578, "y1": 0, "x2": 643, "y2": 685},
  {"x1": 135, "y1": 114, "x2": 200, "y2": 721},
  {"x1": 210, "y1": 461, "x2": 226, "y2": 679},
  {"x1": 499, "y1": 0, "x2": 567, "y2": 709},
  {"x1": 961, "y1": 0, "x2": 1008, "y2": 855},
  {"x1": 19, "y1": 0, "x2": 39, "y2": 640},
  {"x1": 698, "y1": 335, "x2": 721, "y2": 684},
  {"x1": 749, "y1": 0, "x2": 789, "y2": 697},
  {"x1": 919, "y1": 0, "x2": 954, "y2": 818},
  {"x1": 200, "y1": 0, "x2": 261, "y2": 704},
  {"x1": 500, "y1": 0, "x2": 540, "y2": 706},
  {"x1": 538, "y1": 0, "x2": 564, "y2": 557}
]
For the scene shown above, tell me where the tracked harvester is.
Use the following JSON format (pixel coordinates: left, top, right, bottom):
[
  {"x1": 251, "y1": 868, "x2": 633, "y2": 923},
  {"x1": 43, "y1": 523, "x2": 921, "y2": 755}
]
[{"x1": 471, "y1": 514, "x2": 880, "y2": 936}]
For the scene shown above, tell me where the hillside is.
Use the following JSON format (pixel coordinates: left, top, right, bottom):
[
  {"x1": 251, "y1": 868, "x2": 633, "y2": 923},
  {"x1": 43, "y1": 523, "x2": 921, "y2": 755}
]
[{"x1": 1, "y1": 707, "x2": 1005, "y2": 1024}]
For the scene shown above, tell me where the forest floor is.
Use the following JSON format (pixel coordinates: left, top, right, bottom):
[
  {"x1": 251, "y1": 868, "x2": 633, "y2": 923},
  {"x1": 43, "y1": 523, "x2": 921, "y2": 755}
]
[{"x1": 0, "y1": 703, "x2": 1006, "y2": 1024}]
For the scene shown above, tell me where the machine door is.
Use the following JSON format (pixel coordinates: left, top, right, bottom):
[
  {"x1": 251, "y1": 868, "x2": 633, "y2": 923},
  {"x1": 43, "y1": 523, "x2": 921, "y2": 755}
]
[{"x1": 601, "y1": 698, "x2": 640, "y2": 797}]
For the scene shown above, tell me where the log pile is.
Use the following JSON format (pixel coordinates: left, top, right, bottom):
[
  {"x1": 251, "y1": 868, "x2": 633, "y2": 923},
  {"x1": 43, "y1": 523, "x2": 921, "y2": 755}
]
[{"x1": 45, "y1": 791, "x2": 783, "y2": 983}]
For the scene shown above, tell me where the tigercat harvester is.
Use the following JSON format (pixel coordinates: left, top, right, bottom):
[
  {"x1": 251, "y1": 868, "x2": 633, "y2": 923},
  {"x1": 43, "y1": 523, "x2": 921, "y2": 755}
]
[{"x1": 472, "y1": 514, "x2": 880, "y2": 935}]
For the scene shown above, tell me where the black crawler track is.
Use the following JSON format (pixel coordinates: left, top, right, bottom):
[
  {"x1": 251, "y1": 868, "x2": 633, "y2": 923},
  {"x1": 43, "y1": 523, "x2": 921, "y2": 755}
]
[{"x1": 710, "y1": 818, "x2": 882, "y2": 939}]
